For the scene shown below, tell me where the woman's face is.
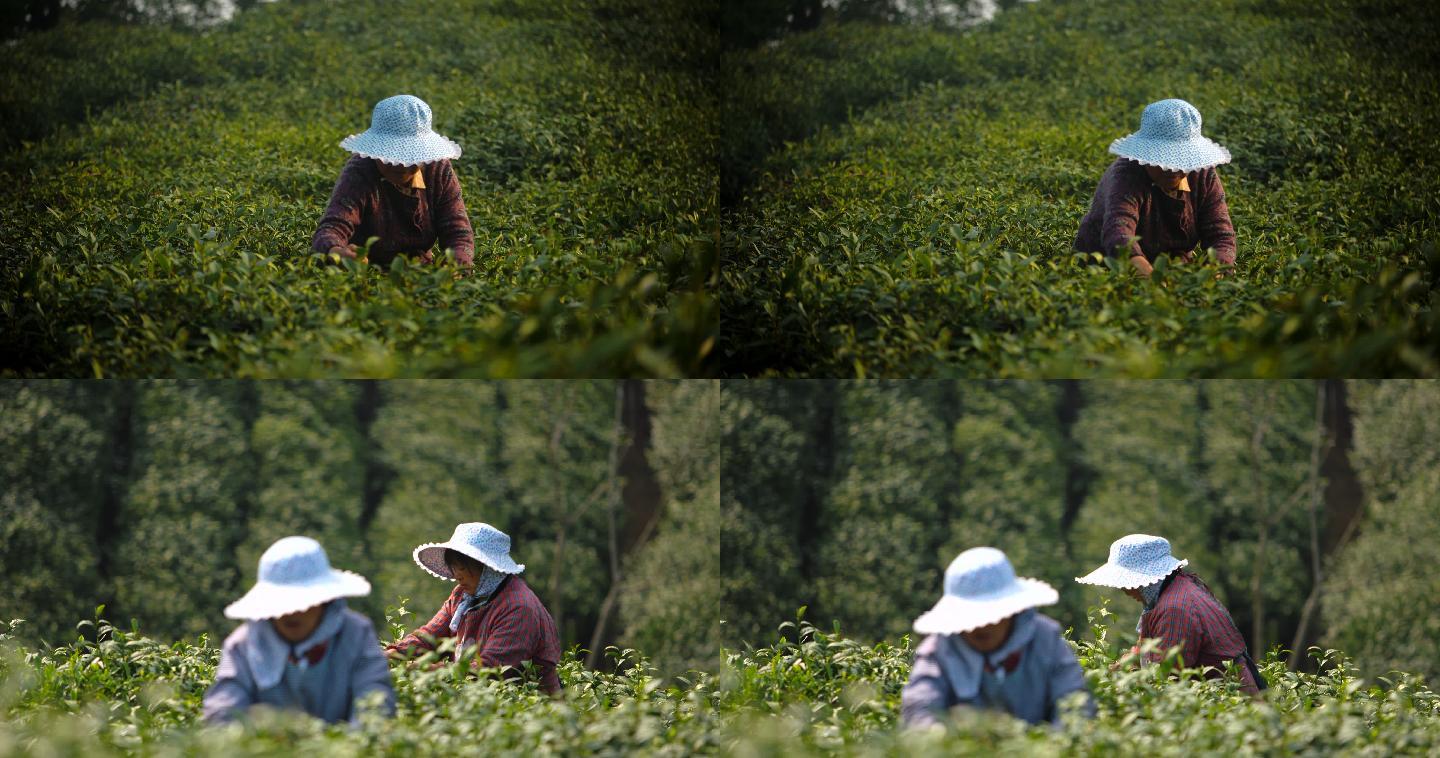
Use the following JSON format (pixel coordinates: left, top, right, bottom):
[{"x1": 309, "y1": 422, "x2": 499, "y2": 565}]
[
  {"x1": 1122, "y1": 587, "x2": 1145, "y2": 603},
  {"x1": 376, "y1": 159, "x2": 421, "y2": 187},
  {"x1": 960, "y1": 615, "x2": 1015, "y2": 654},
  {"x1": 1144, "y1": 164, "x2": 1187, "y2": 190},
  {"x1": 272, "y1": 603, "x2": 326, "y2": 643},
  {"x1": 449, "y1": 560, "x2": 481, "y2": 595}
]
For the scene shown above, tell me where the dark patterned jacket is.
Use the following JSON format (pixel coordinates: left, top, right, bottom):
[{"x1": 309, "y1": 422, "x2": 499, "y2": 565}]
[
  {"x1": 389, "y1": 576, "x2": 563, "y2": 694},
  {"x1": 311, "y1": 155, "x2": 475, "y2": 267},
  {"x1": 1074, "y1": 158, "x2": 1237, "y2": 266}
]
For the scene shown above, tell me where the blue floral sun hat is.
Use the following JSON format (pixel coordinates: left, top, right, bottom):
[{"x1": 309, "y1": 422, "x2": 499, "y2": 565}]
[
  {"x1": 913, "y1": 547, "x2": 1059, "y2": 635},
  {"x1": 1108, "y1": 99, "x2": 1231, "y2": 173},
  {"x1": 339, "y1": 94, "x2": 462, "y2": 166},
  {"x1": 1075, "y1": 534, "x2": 1189, "y2": 589},
  {"x1": 224, "y1": 536, "x2": 371, "y2": 620},
  {"x1": 413, "y1": 522, "x2": 525, "y2": 581}
]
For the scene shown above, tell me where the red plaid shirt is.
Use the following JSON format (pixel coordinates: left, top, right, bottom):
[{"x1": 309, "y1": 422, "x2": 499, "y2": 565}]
[
  {"x1": 390, "y1": 576, "x2": 562, "y2": 694},
  {"x1": 1141, "y1": 571, "x2": 1259, "y2": 693}
]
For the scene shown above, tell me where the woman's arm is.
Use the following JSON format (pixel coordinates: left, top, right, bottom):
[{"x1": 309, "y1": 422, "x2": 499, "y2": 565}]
[
  {"x1": 431, "y1": 160, "x2": 475, "y2": 266},
  {"x1": 1098, "y1": 169, "x2": 1152, "y2": 276},
  {"x1": 1197, "y1": 169, "x2": 1237, "y2": 267},
  {"x1": 386, "y1": 590, "x2": 459, "y2": 656},
  {"x1": 899, "y1": 635, "x2": 955, "y2": 729},
  {"x1": 312, "y1": 160, "x2": 369, "y2": 256},
  {"x1": 202, "y1": 635, "x2": 256, "y2": 724}
]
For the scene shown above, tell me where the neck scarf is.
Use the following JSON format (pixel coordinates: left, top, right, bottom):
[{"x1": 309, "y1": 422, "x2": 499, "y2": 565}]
[
  {"x1": 245, "y1": 599, "x2": 347, "y2": 690},
  {"x1": 1136, "y1": 572, "x2": 1173, "y2": 632},
  {"x1": 448, "y1": 567, "x2": 507, "y2": 633}
]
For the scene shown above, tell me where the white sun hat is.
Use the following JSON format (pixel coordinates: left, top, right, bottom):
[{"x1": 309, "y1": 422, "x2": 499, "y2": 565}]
[
  {"x1": 913, "y1": 547, "x2": 1059, "y2": 635},
  {"x1": 224, "y1": 536, "x2": 371, "y2": 620},
  {"x1": 340, "y1": 94, "x2": 462, "y2": 167},
  {"x1": 413, "y1": 522, "x2": 525, "y2": 581},
  {"x1": 1075, "y1": 534, "x2": 1189, "y2": 589},
  {"x1": 1108, "y1": 98, "x2": 1232, "y2": 173}
]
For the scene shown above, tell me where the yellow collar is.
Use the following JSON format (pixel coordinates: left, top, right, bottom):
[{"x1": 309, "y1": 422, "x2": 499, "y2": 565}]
[
  {"x1": 384, "y1": 168, "x2": 426, "y2": 194},
  {"x1": 1156, "y1": 175, "x2": 1190, "y2": 198}
]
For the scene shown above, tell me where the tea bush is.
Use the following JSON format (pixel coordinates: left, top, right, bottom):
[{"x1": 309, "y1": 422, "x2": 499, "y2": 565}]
[
  {"x1": 717, "y1": 606, "x2": 1440, "y2": 756},
  {"x1": 0, "y1": 606, "x2": 719, "y2": 756},
  {"x1": 0, "y1": 0, "x2": 717, "y2": 377},
  {"x1": 719, "y1": 0, "x2": 1440, "y2": 377}
]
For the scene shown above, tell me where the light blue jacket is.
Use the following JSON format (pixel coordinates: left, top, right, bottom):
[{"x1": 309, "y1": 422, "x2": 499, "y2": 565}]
[
  {"x1": 203, "y1": 601, "x2": 395, "y2": 725},
  {"x1": 900, "y1": 611, "x2": 1094, "y2": 727}
]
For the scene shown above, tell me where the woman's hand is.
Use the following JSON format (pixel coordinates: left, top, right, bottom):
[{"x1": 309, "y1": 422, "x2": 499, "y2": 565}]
[
  {"x1": 329, "y1": 244, "x2": 367, "y2": 264},
  {"x1": 1129, "y1": 254, "x2": 1154, "y2": 278}
]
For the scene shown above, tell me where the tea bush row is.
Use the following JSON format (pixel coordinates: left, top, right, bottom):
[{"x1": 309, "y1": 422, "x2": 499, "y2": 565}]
[
  {"x1": 1, "y1": 0, "x2": 718, "y2": 377},
  {"x1": 717, "y1": 605, "x2": 1440, "y2": 756},
  {"x1": 0, "y1": 608, "x2": 719, "y2": 756},
  {"x1": 719, "y1": 0, "x2": 1440, "y2": 377}
]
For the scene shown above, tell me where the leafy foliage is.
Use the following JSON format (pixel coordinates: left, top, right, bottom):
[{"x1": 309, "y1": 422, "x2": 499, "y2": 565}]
[
  {"x1": 1, "y1": 0, "x2": 717, "y2": 377},
  {"x1": 719, "y1": 0, "x2": 1440, "y2": 377},
  {"x1": 716, "y1": 608, "x2": 1440, "y2": 755},
  {"x1": 719, "y1": 380, "x2": 1440, "y2": 685},
  {"x1": 0, "y1": 380, "x2": 721, "y2": 679},
  {"x1": 0, "y1": 608, "x2": 719, "y2": 756}
]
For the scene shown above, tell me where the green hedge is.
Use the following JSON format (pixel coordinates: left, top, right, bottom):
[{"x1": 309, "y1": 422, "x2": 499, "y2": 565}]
[
  {"x1": 1, "y1": 0, "x2": 717, "y2": 377},
  {"x1": 718, "y1": 607, "x2": 1440, "y2": 755},
  {"x1": 0, "y1": 609, "x2": 718, "y2": 755},
  {"x1": 719, "y1": 0, "x2": 1439, "y2": 377}
]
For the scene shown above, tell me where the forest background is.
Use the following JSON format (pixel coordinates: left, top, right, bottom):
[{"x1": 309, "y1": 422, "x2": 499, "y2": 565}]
[
  {"x1": 721, "y1": 379, "x2": 1440, "y2": 683},
  {"x1": 0, "y1": 379, "x2": 720, "y2": 678}
]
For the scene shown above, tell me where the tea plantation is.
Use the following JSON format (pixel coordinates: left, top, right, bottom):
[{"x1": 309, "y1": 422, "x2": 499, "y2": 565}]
[
  {"x1": 719, "y1": 0, "x2": 1440, "y2": 377},
  {"x1": 717, "y1": 609, "x2": 1440, "y2": 756},
  {"x1": 0, "y1": 0, "x2": 716, "y2": 377},
  {"x1": 9, "y1": 608, "x2": 1436, "y2": 756},
  {"x1": 0, "y1": 611, "x2": 720, "y2": 756}
]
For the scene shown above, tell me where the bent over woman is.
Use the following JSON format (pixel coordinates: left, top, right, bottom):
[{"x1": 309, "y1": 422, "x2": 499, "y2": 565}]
[
  {"x1": 1077, "y1": 534, "x2": 1265, "y2": 694},
  {"x1": 203, "y1": 536, "x2": 395, "y2": 724},
  {"x1": 1073, "y1": 98, "x2": 1236, "y2": 277},
  {"x1": 387, "y1": 523, "x2": 563, "y2": 694},
  {"x1": 311, "y1": 94, "x2": 474, "y2": 269},
  {"x1": 901, "y1": 547, "x2": 1094, "y2": 728}
]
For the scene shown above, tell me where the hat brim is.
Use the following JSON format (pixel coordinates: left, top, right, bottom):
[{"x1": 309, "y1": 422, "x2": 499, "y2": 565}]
[
  {"x1": 1108, "y1": 133, "x2": 1231, "y2": 173},
  {"x1": 1075, "y1": 557, "x2": 1188, "y2": 589},
  {"x1": 413, "y1": 542, "x2": 524, "y2": 581},
  {"x1": 913, "y1": 578, "x2": 1058, "y2": 635},
  {"x1": 223, "y1": 570, "x2": 371, "y2": 620},
  {"x1": 340, "y1": 129, "x2": 462, "y2": 166}
]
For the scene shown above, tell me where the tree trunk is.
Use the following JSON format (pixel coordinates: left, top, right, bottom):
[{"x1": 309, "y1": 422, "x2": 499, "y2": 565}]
[
  {"x1": 1054, "y1": 380, "x2": 1092, "y2": 555},
  {"x1": 618, "y1": 380, "x2": 662, "y2": 556},
  {"x1": 798, "y1": 381, "x2": 838, "y2": 587},
  {"x1": 585, "y1": 380, "x2": 664, "y2": 666},
  {"x1": 353, "y1": 380, "x2": 395, "y2": 551},
  {"x1": 1289, "y1": 380, "x2": 1366, "y2": 669},
  {"x1": 1194, "y1": 383, "x2": 1237, "y2": 604},
  {"x1": 1320, "y1": 379, "x2": 1364, "y2": 555},
  {"x1": 95, "y1": 380, "x2": 137, "y2": 623},
  {"x1": 228, "y1": 381, "x2": 262, "y2": 590}
]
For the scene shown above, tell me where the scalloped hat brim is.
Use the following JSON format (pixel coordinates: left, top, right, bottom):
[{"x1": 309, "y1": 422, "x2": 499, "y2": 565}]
[
  {"x1": 412, "y1": 541, "x2": 525, "y2": 581},
  {"x1": 913, "y1": 578, "x2": 1058, "y2": 635},
  {"x1": 223, "y1": 570, "x2": 371, "y2": 620},
  {"x1": 1075, "y1": 557, "x2": 1188, "y2": 589},
  {"x1": 339, "y1": 129, "x2": 462, "y2": 166},
  {"x1": 1108, "y1": 133, "x2": 1232, "y2": 173}
]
